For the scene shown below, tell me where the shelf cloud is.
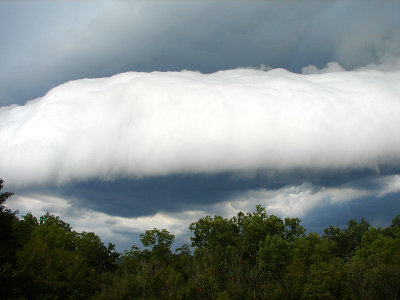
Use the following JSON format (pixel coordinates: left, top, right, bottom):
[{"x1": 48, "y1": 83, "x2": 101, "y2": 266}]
[{"x1": 1, "y1": 68, "x2": 400, "y2": 188}]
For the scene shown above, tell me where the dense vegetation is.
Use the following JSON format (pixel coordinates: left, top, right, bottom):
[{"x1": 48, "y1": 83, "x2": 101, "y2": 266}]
[{"x1": 1, "y1": 178, "x2": 400, "y2": 299}]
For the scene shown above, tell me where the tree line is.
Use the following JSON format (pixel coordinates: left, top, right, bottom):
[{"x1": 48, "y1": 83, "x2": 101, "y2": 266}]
[{"x1": 1, "y1": 178, "x2": 400, "y2": 299}]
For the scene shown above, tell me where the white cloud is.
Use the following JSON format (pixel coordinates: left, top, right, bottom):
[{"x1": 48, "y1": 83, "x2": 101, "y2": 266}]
[
  {"x1": 302, "y1": 62, "x2": 346, "y2": 74},
  {"x1": 303, "y1": 57, "x2": 400, "y2": 75},
  {"x1": 204, "y1": 175, "x2": 400, "y2": 220},
  {"x1": 1, "y1": 68, "x2": 400, "y2": 187},
  {"x1": 219, "y1": 184, "x2": 369, "y2": 219},
  {"x1": 378, "y1": 174, "x2": 400, "y2": 197}
]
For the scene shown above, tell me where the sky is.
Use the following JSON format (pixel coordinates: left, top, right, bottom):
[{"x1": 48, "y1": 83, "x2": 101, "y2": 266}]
[{"x1": 1, "y1": 0, "x2": 400, "y2": 251}]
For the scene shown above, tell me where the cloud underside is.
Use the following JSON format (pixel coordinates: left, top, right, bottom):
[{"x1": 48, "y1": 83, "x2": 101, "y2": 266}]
[{"x1": 1, "y1": 68, "x2": 400, "y2": 187}]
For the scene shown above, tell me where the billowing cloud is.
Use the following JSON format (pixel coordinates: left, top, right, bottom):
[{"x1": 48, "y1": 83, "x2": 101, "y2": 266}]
[
  {"x1": 1, "y1": 68, "x2": 400, "y2": 188},
  {"x1": 224, "y1": 175, "x2": 400, "y2": 219},
  {"x1": 303, "y1": 59, "x2": 400, "y2": 74}
]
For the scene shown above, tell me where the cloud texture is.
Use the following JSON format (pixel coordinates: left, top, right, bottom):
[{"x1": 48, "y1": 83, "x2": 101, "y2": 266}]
[{"x1": 1, "y1": 68, "x2": 400, "y2": 187}]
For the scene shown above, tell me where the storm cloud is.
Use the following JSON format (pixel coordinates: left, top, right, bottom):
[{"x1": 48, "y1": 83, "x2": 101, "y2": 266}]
[{"x1": 1, "y1": 68, "x2": 400, "y2": 188}]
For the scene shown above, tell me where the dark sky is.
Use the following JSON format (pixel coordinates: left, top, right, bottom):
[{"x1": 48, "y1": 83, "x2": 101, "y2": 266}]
[
  {"x1": 2, "y1": 0, "x2": 400, "y2": 107},
  {"x1": 1, "y1": 0, "x2": 400, "y2": 251}
]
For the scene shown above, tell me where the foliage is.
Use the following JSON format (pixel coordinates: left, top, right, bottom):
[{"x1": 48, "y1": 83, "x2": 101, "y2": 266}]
[
  {"x1": 349, "y1": 228, "x2": 400, "y2": 299},
  {"x1": 0, "y1": 179, "x2": 19, "y2": 297},
  {"x1": 0, "y1": 179, "x2": 119, "y2": 299},
  {"x1": 285, "y1": 233, "x2": 352, "y2": 299},
  {"x1": 324, "y1": 218, "x2": 370, "y2": 260},
  {"x1": 140, "y1": 228, "x2": 175, "y2": 263}
]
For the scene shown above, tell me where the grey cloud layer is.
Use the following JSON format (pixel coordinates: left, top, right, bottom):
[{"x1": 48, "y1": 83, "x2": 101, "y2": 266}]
[
  {"x1": 1, "y1": 1, "x2": 400, "y2": 105},
  {"x1": 1, "y1": 68, "x2": 400, "y2": 187},
  {"x1": 8, "y1": 174, "x2": 400, "y2": 251}
]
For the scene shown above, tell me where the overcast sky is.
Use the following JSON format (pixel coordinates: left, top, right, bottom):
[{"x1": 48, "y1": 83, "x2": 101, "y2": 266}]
[{"x1": 1, "y1": 0, "x2": 400, "y2": 251}]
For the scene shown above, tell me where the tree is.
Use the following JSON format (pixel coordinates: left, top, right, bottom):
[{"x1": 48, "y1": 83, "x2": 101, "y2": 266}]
[
  {"x1": 0, "y1": 178, "x2": 17, "y2": 259},
  {"x1": 382, "y1": 214, "x2": 400, "y2": 238},
  {"x1": 17, "y1": 234, "x2": 103, "y2": 299},
  {"x1": 0, "y1": 179, "x2": 19, "y2": 298},
  {"x1": 188, "y1": 206, "x2": 305, "y2": 299},
  {"x1": 140, "y1": 228, "x2": 175, "y2": 263},
  {"x1": 350, "y1": 228, "x2": 400, "y2": 299},
  {"x1": 285, "y1": 233, "x2": 352, "y2": 299},
  {"x1": 0, "y1": 178, "x2": 13, "y2": 208},
  {"x1": 257, "y1": 234, "x2": 290, "y2": 282},
  {"x1": 13, "y1": 212, "x2": 39, "y2": 246},
  {"x1": 75, "y1": 231, "x2": 119, "y2": 273},
  {"x1": 189, "y1": 215, "x2": 238, "y2": 250},
  {"x1": 14, "y1": 211, "x2": 118, "y2": 299},
  {"x1": 324, "y1": 218, "x2": 370, "y2": 260}
]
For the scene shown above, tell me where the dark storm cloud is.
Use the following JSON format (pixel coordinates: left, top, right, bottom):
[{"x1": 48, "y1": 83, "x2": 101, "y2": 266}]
[
  {"x1": 302, "y1": 192, "x2": 400, "y2": 235},
  {"x1": 58, "y1": 168, "x2": 400, "y2": 219},
  {"x1": 1, "y1": 0, "x2": 400, "y2": 105},
  {"x1": 31, "y1": 174, "x2": 286, "y2": 217},
  {"x1": 11, "y1": 166, "x2": 399, "y2": 219}
]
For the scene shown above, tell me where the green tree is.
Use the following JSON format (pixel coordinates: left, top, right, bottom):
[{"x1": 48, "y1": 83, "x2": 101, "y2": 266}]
[
  {"x1": 13, "y1": 212, "x2": 39, "y2": 246},
  {"x1": 14, "y1": 212, "x2": 117, "y2": 299},
  {"x1": 382, "y1": 214, "x2": 400, "y2": 238},
  {"x1": 140, "y1": 228, "x2": 175, "y2": 263},
  {"x1": 189, "y1": 206, "x2": 305, "y2": 299},
  {"x1": 285, "y1": 233, "x2": 352, "y2": 299},
  {"x1": 350, "y1": 228, "x2": 400, "y2": 300},
  {"x1": 17, "y1": 234, "x2": 103, "y2": 299},
  {"x1": 257, "y1": 234, "x2": 290, "y2": 283},
  {"x1": 0, "y1": 178, "x2": 17, "y2": 262},
  {"x1": 75, "y1": 231, "x2": 119, "y2": 273},
  {"x1": 190, "y1": 215, "x2": 238, "y2": 250},
  {"x1": 100, "y1": 228, "x2": 192, "y2": 299},
  {"x1": 170, "y1": 243, "x2": 193, "y2": 276},
  {"x1": 0, "y1": 179, "x2": 20, "y2": 298},
  {"x1": 324, "y1": 218, "x2": 369, "y2": 260}
]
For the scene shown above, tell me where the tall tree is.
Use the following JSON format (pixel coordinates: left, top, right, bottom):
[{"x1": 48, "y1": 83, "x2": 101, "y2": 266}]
[
  {"x1": 350, "y1": 228, "x2": 400, "y2": 300},
  {"x1": 140, "y1": 228, "x2": 175, "y2": 263},
  {"x1": 324, "y1": 218, "x2": 370, "y2": 260},
  {"x1": 0, "y1": 179, "x2": 19, "y2": 298}
]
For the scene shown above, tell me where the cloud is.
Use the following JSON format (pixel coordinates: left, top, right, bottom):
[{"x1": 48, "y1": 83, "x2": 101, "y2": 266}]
[
  {"x1": 302, "y1": 62, "x2": 346, "y2": 74},
  {"x1": 303, "y1": 58, "x2": 400, "y2": 75},
  {"x1": 225, "y1": 175, "x2": 400, "y2": 219},
  {"x1": 1, "y1": 68, "x2": 400, "y2": 188},
  {"x1": 2, "y1": 1, "x2": 400, "y2": 105}
]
